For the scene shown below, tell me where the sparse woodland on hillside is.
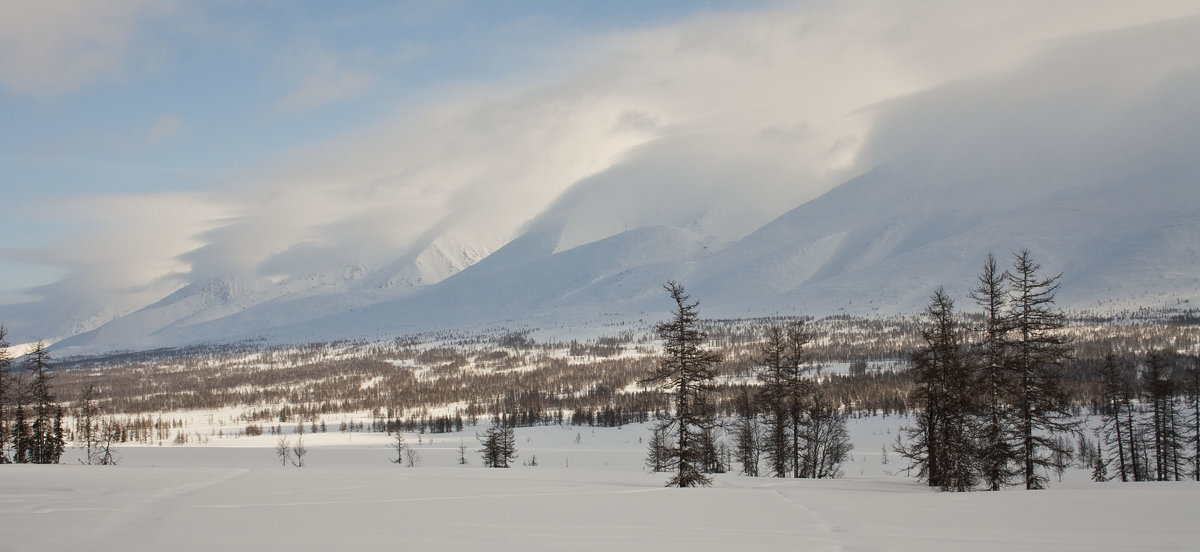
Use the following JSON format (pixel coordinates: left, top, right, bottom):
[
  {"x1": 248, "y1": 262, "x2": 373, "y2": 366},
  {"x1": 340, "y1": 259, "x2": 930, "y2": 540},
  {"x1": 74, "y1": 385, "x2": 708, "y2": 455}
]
[{"x1": 0, "y1": 252, "x2": 1196, "y2": 487}]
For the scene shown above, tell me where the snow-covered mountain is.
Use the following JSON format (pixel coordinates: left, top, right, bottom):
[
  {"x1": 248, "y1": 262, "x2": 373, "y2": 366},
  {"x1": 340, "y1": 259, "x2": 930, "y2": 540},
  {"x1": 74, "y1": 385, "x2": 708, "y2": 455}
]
[
  {"x1": 45, "y1": 15, "x2": 1200, "y2": 355},
  {"x1": 52, "y1": 155, "x2": 1198, "y2": 355}
]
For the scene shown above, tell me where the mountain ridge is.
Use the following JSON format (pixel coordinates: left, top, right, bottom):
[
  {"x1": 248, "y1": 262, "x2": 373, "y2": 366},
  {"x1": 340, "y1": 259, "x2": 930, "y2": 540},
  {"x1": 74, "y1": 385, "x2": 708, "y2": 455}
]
[{"x1": 41, "y1": 16, "x2": 1200, "y2": 355}]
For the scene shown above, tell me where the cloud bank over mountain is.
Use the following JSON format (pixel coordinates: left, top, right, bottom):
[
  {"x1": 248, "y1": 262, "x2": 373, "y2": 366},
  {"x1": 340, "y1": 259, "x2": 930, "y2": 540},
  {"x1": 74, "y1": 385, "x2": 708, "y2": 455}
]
[{"x1": 3, "y1": 2, "x2": 1198, "y2": 351}]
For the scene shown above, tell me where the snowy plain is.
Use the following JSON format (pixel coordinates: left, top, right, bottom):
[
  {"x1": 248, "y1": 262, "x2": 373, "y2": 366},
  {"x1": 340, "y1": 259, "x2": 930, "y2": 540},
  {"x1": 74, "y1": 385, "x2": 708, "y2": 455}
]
[{"x1": 3, "y1": 416, "x2": 1197, "y2": 552}]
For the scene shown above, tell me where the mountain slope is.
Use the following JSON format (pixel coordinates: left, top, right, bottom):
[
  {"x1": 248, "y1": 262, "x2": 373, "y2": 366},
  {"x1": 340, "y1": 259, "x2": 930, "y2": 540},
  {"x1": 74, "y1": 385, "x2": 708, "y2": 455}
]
[
  {"x1": 690, "y1": 165, "x2": 1199, "y2": 319},
  {"x1": 49, "y1": 16, "x2": 1200, "y2": 355},
  {"x1": 686, "y1": 16, "x2": 1200, "y2": 316}
]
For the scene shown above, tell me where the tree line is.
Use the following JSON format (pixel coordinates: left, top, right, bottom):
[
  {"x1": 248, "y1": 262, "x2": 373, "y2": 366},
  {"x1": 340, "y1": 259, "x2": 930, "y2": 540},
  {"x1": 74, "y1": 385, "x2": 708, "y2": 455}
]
[
  {"x1": 0, "y1": 253, "x2": 1195, "y2": 474},
  {"x1": 23, "y1": 310, "x2": 1195, "y2": 434},
  {"x1": 1094, "y1": 349, "x2": 1199, "y2": 482},
  {"x1": 643, "y1": 282, "x2": 853, "y2": 487},
  {"x1": 895, "y1": 250, "x2": 1200, "y2": 491},
  {"x1": 0, "y1": 333, "x2": 67, "y2": 464}
]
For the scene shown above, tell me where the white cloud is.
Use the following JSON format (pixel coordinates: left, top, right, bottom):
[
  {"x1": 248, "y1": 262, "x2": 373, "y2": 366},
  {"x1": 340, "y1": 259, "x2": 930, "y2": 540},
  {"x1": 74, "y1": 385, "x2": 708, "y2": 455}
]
[
  {"x1": 0, "y1": 0, "x2": 176, "y2": 95},
  {"x1": 6, "y1": 0, "x2": 1200, "y2": 341},
  {"x1": 859, "y1": 12, "x2": 1200, "y2": 197},
  {"x1": 26, "y1": 193, "x2": 223, "y2": 290},
  {"x1": 3, "y1": 192, "x2": 225, "y2": 338}
]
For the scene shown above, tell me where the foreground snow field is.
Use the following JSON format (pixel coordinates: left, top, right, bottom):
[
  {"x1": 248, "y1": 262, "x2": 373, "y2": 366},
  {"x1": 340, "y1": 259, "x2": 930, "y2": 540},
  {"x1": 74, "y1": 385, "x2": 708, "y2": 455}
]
[{"x1": 3, "y1": 419, "x2": 1197, "y2": 552}]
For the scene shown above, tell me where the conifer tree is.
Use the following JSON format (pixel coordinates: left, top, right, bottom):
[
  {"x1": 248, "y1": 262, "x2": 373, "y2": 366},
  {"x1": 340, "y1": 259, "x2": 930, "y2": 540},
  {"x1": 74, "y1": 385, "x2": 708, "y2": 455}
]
[
  {"x1": 1097, "y1": 353, "x2": 1135, "y2": 482},
  {"x1": 52, "y1": 406, "x2": 65, "y2": 463},
  {"x1": 0, "y1": 326, "x2": 11, "y2": 464},
  {"x1": 25, "y1": 341, "x2": 63, "y2": 464},
  {"x1": 1143, "y1": 351, "x2": 1183, "y2": 481},
  {"x1": 968, "y1": 253, "x2": 1019, "y2": 490},
  {"x1": 642, "y1": 281, "x2": 722, "y2": 487},
  {"x1": 13, "y1": 404, "x2": 29, "y2": 464},
  {"x1": 477, "y1": 415, "x2": 517, "y2": 468},
  {"x1": 1007, "y1": 249, "x2": 1077, "y2": 489},
  {"x1": 1090, "y1": 440, "x2": 1109, "y2": 482},
  {"x1": 1187, "y1": 360, "x2": 1200, "y2": 481},
  {"x1": 785, "y1": 322, "x2": 815, "y2": 478},
  {"x1": 897, "y1": 287, "x2": 977, "y2": 491},
  {"x1": 755, "y1": 325, "x2": 793, "y2": 478}
]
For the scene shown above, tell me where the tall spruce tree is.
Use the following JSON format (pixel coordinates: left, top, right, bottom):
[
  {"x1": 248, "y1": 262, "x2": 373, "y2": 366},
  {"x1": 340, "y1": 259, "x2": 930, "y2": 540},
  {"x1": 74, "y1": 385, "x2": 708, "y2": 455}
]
[
  {"x1": 1007, "y1": 249, "x2": 1077, "y2": 489},
  {"x1": 52, "y1": 406, "x2": 66, "y2": 464},
  {"x1": 0, "y1": 326, "x2": 11, "y2": 464},
  {"x1": 642, "y1": 281, "x2": 722, "y2": 487},
  {"x1": 968, "y1": 253, "x2": 1019, "y2": 490},
  {"x1": 1187, "y1": 359, "x2": 1200, "y2": 481},
  {"x1": 1090, "y1": 440, "x2": 1109, "y2": 482},
  {"x1": 1143, "y1": 351, "x2": 1183, "y2": 481},
  {"x1": 24, "y1": 341, "x2": 64, "y2": 464},
  {"x1": 1097, "y1": 352, "x2": 1135, "y2": 482},
  {"x1": 477, "y1": 415, "x2": 517, "y2": 468},
  {"x1": 897, "y1": 287, "x2": 978, "y2": 491},
  {"x1": 12, "y1": 403, "x2": 29, "y2": 463},
  {"x1": 785, "y1": 322, "x2": 816, "y2": 478},
  {"x1": 756, "y1": 325, "x2": 793, "y2": 478}
]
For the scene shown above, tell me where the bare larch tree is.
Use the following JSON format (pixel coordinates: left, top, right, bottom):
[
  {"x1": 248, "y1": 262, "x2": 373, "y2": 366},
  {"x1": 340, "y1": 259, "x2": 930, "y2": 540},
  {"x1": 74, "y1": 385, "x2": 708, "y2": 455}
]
[{"x1": 642, "y1": 282, "x2": 722, "y2": 488}]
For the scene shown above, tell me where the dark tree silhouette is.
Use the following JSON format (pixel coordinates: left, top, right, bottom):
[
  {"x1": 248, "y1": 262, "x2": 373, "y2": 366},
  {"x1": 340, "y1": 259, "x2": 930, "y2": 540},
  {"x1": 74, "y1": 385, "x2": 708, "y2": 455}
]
[
  {"x1": 642, "y1": 282, "x2": 722, "y2": 487},
  {"x1": 0, "y1": 326, "x2": 11, "y2": 464},
  {"x1": 275, "y1": 435, "x2": 291, "y2": 466},
  {"x1": 968, "y1": 253, "x2": 1019, "y2": 490},
  {"x1": 1097, "y1": 352, "x2": 1135, "y2": 482},
  {"x1": 730, "y1": 387, "x2": 761, "y2": 477},
  {"x1": 1187, "y1": 359, "x2": 1200, "y2": 481},
  {"x1": 292, "y1": 422, "x2": 307, "y2": 467},
  {"x1": 390, "y1": 431, "x2": 409, "y2": 465},
  {"x1": 23, "y1": 342, "x2": 64, "y2": 464},
  {"x1": 645, "y1": 423, "x2": 672, "y2": 473},
  {"x1": 477, "y1": 415, "x2": 517, "y2": 468},
  {"x1": 12, "y1": 403, "x2": 29, "y2": 463},
  {"x1": 797, "y1": 393, "x2": 853, "y2": 479},
  {"x1": 785, "y1": 323, "x2": 815, "y2": 478},
  {"x1": 756, "y1": 325, "x2": 793, "y2": 478},
  {"x1": 95, "y1": 417, "x2": 120, "y2": 465},
  {"x1": 1143, "y1": 351, "x2": 1183, "y2": 480},
  {"x1": 897, "y1": 287, "x2": 977, "y2": 491},
  {"x1": 1007, "y1": 249, "x2": 1077, "y2": 489},
  {"x1": 1090, "y1": 440, "x2": 1108, "y2": 482},
  {"x1": 77, "y1": 384, "x2": 102, "y2": 465}
]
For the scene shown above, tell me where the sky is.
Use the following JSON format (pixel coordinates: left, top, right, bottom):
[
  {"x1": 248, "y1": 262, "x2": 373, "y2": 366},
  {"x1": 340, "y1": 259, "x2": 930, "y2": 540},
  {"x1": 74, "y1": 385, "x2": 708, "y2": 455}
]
[
  {"x1": 2, "y1": 0, "x2": 1198, "y2": 343},
  {"x1": 1, "y1": 1, "x2": 741, "y2": 295}
]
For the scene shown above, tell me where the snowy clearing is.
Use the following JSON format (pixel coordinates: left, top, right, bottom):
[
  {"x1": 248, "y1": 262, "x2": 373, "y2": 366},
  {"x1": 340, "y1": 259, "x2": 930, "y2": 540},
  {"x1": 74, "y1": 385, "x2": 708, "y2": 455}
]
[{"x1": 3, "y1": 418, "x2": 1197, "y2": 552}]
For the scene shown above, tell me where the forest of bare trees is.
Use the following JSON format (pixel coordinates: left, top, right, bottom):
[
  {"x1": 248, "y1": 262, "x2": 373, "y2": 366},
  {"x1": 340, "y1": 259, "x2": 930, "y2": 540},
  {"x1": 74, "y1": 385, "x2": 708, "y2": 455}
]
[
  {"x1": 0, "y1": 259, "x2": 1195, "y2": 484},
  {"x1": 893, "y1": 251, "x2": 1199, "y2": 490}
]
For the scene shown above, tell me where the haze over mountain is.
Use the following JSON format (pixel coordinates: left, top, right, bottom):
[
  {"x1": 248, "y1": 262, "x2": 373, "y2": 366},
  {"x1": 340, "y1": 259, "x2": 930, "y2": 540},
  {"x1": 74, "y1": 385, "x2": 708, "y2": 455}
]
[{"x1": 2, "y1": 3, "x2": 1198, "y2": 354}]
